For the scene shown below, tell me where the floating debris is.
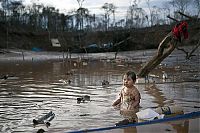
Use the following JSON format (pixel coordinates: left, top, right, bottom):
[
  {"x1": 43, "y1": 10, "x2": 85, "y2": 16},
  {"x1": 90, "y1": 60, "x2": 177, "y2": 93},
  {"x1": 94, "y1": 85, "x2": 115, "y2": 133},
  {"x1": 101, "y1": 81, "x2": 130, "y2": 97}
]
[
  {"x1": 79, "y1": 114, "x2": 90, "y2": 116},
  {"x1": 0, "y1": 74, "x2": 18, "y2": 80},
  {"x1": 77, "y1": 95, "x2": 91, "y2": 103},
  {"x1": 102, "y1": 80, "x2": 109, "y2": 87},
  {"x1": 59, "y1": 79, "x2": 71, "y2": 84},
  {"x1": 33, "y1": 111, "x2": 55, "y2": 127},
  {"x1": 1, "y1": 75, "x2": 8, "y2": 80}
]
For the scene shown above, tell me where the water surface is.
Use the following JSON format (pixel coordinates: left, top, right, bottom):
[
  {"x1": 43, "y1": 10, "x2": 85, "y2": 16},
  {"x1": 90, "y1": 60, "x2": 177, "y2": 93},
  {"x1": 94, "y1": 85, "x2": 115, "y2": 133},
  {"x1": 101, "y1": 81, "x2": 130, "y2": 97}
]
[{"x1": 0, "y1": 47, "x2": 199, "y2": 133}]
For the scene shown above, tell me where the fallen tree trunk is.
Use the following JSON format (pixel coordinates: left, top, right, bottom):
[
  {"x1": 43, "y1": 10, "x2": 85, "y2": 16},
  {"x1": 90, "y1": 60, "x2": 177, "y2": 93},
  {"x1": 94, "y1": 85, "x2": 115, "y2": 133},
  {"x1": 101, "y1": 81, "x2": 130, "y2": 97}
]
[
  {"x1": 137, "y1": 38, "x2": 199, "y2": 78},
  {"x1": 137, "y1": 32, "x2": 178, "y2": 77},
  {"x1": 137, "y1": 17, "x2": 190, "y2": 78}
]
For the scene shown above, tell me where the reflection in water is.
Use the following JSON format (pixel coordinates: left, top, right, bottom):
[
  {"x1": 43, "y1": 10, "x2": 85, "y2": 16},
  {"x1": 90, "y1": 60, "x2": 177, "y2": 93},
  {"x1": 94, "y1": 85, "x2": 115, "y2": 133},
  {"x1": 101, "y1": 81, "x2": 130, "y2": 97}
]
[
  {"x1": 0, "y1": 48, "x2": 199, "y2": 133},
  {"x1": 112, "y1": 119, "x2": 191, "y2": 133},
  {"x1": 171, "y1": 120, "x2": 189, "y2": 133},
  {"x1": 135, "y1": 119, "x2": 192, "y2": 133},
  {"x1": 144, "y1": 83, "x2": 167, "y2": 107},
  {"x1": 124, "y1": 126, "x2": 137, "y2": 133}
]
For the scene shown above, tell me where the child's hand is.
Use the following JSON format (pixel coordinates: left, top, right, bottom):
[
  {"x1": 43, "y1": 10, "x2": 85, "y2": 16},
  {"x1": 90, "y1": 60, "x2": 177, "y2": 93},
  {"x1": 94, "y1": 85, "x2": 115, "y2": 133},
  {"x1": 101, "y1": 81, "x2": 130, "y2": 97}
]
[{"x1": 113, "y1": 103, "x2": 121, "y2": 110}]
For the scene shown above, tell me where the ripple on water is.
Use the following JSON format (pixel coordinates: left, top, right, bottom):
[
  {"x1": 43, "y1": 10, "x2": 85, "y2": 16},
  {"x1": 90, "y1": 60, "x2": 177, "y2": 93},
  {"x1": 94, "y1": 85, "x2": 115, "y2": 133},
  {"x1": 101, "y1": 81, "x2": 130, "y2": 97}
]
[{"x1": 0, "y1": 47, "x2": 199, "y2": 132}]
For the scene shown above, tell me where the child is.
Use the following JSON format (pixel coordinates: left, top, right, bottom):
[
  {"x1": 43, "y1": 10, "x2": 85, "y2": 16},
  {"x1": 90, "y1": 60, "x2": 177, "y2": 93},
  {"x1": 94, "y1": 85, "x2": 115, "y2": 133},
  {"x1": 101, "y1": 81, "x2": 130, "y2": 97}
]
[{"x1": 112, "y1": 71, "x2": 141, "y2": 125}]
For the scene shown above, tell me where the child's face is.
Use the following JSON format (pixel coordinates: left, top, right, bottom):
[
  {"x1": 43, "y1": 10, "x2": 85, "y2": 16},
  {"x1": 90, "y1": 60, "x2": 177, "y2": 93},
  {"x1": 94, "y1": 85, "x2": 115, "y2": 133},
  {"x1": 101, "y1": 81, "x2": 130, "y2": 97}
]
[{"x1": 123, "y1": 75, "x2": 134, "y2": 88}]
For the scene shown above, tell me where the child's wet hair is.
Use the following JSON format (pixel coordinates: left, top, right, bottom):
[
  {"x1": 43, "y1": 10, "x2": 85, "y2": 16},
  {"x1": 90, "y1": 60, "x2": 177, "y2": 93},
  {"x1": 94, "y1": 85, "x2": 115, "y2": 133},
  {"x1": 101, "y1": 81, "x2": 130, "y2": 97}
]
[{"x1": 124, "y1": 71, "x2": 136, "y2": 81}]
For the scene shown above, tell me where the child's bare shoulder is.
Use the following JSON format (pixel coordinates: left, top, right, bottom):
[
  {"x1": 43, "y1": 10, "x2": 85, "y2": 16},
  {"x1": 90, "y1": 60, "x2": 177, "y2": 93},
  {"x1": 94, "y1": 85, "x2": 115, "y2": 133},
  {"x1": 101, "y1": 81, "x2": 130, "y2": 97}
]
[{"x1": 131, "y1": 87, "x2": 140, "y2": 95}]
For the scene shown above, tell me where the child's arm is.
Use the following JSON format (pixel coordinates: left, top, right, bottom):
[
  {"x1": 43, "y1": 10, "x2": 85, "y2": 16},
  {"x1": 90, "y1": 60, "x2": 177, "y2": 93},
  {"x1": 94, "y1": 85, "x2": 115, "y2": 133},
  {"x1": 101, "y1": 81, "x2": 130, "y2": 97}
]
[
  {"x1": 112, "y1": 89, "x2": 122, "y2": 106},
  {"x1": 112, "y1": 98, "x2": 121, "y2": 106},
  {"x1": 112, "y1": 92, "x2": 122, "y2": 106}
]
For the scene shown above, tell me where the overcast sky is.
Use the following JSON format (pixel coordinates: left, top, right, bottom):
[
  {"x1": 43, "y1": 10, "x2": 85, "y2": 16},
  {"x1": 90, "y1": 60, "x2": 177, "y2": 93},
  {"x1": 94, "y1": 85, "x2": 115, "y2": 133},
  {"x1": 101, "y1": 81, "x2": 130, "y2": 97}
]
[{"x1": 24, "y1": 0, "x2": 170, "y2": 18}]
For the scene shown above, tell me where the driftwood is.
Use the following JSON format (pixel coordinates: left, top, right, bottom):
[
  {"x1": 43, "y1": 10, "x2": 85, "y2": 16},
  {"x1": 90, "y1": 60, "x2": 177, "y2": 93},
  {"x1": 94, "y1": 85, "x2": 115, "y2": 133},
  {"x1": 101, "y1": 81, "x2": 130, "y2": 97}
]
[
  {"x1": 137, "y1": 32, "x2": 178, "y2": 77},
  {"x1": 137, "y1": 34, "x2": 199, "y2": 78},
  {"x1": 137, "y1": 12, "x2": 194, "y2": 78}
]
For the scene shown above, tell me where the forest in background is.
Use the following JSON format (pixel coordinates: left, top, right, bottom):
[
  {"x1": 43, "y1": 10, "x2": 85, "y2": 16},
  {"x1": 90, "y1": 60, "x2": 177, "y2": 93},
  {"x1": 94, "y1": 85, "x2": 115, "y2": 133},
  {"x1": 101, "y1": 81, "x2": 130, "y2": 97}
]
[{"x1": 0, "y1": 0, "x2": 200, "y2": 52}]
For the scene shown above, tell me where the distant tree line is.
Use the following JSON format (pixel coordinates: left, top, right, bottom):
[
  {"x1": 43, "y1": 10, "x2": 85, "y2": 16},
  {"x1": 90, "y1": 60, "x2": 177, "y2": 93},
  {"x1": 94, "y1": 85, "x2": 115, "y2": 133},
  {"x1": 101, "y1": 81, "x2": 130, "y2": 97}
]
[{"x1": 0, "y1": 0, "x2": 199, "y2": 32}]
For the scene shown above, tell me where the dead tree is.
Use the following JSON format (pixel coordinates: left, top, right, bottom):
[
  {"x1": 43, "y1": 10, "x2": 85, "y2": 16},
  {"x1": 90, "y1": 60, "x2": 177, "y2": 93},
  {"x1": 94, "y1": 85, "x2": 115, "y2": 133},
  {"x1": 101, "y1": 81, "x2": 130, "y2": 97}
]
[
  {"x1": 174, "y1": 12, "x2": 200, "y2": 59},
  {"x1": 113, "y1": 36, "x2": 132, "y2": 59},
  {"x1": 138, "y1": 37, "x2": 200, "y2": 78},
  {"x1": 137, "y1": 32, "x2": 179, "y2": 77},
  {"x1": 137, "y1": 20, "x2": 189, "y2": 77},
  {"x1": 137, "y1": 12, "x2": 198, "y2": 78}
]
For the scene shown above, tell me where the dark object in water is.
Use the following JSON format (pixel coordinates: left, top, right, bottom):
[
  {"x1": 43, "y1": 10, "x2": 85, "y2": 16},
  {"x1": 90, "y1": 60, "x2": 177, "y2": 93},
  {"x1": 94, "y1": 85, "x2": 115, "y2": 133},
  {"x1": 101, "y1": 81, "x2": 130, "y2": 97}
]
[
  {"x1": 3, "y1": 75, "x2": 8, "y2": 80},
  {"x1": 165, "y1": 128, "x2": 172, "y2": 131},
  {"x1": 102, "y1": 80, "x2": 109, "y2": 86},
  {"x1": 77, "y1": 95, "x2": 91, "y2": 103},
  {"x1": 0, "y1": 75, "x2": 8, "y2": 80},
  {"x1": 77, "y1": 97, "x2": 84, "y2": 103},
  {"x1": 115, "y1": 119, "x2": 136, "y2": 126},
  {"x1": 68, "y1": 79, "x2": 71, "y2": 84},
  {"x1": 66, "y1": 71, "x2": 73, "y2": 75},
  {"x1": 83, "y1": 95, "x2": 90, "y2": 101},
  {"x1": 0, "y1": 74, "x2": 16, "y2": 80},
  {"x1": 33, "y1": 111, "x2": 55, "y2": 127},
  {"x1": 79, "y1": 114, "x2": 90, "y2": 116},
  {"x1": 37, "y1": 128, "x2": 45, "y2": 133}
]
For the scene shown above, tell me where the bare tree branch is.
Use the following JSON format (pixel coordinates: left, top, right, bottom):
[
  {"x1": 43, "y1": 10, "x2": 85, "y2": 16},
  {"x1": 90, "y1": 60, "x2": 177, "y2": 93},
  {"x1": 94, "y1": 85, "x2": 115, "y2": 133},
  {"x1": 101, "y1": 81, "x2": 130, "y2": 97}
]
[
  {"x1": 167, "y1": 15, "x2": 179, "y2": 22},
  {"x1": 187, "y1": 39, "x2": 200, "y2": 59},
  {"x1": 176, "y1": 39, "x2": 200, "y2": 59},
  {"x1": 113, "y1": 36, "x2": 132, "y2": 59},
  {"x1": 177, "y1": 11, "x2": 193, "y2": 19},
  {"x1": 113, "y1": 36, "x2": 132, "y2": 47}
]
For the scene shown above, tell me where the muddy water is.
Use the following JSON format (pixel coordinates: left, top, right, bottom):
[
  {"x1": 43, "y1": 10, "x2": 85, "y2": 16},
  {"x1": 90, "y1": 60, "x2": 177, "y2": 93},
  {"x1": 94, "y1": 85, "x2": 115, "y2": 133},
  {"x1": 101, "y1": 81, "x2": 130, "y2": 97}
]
[{"x1": 0, "y1": 47, "x2": 199, "y2": 133}]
